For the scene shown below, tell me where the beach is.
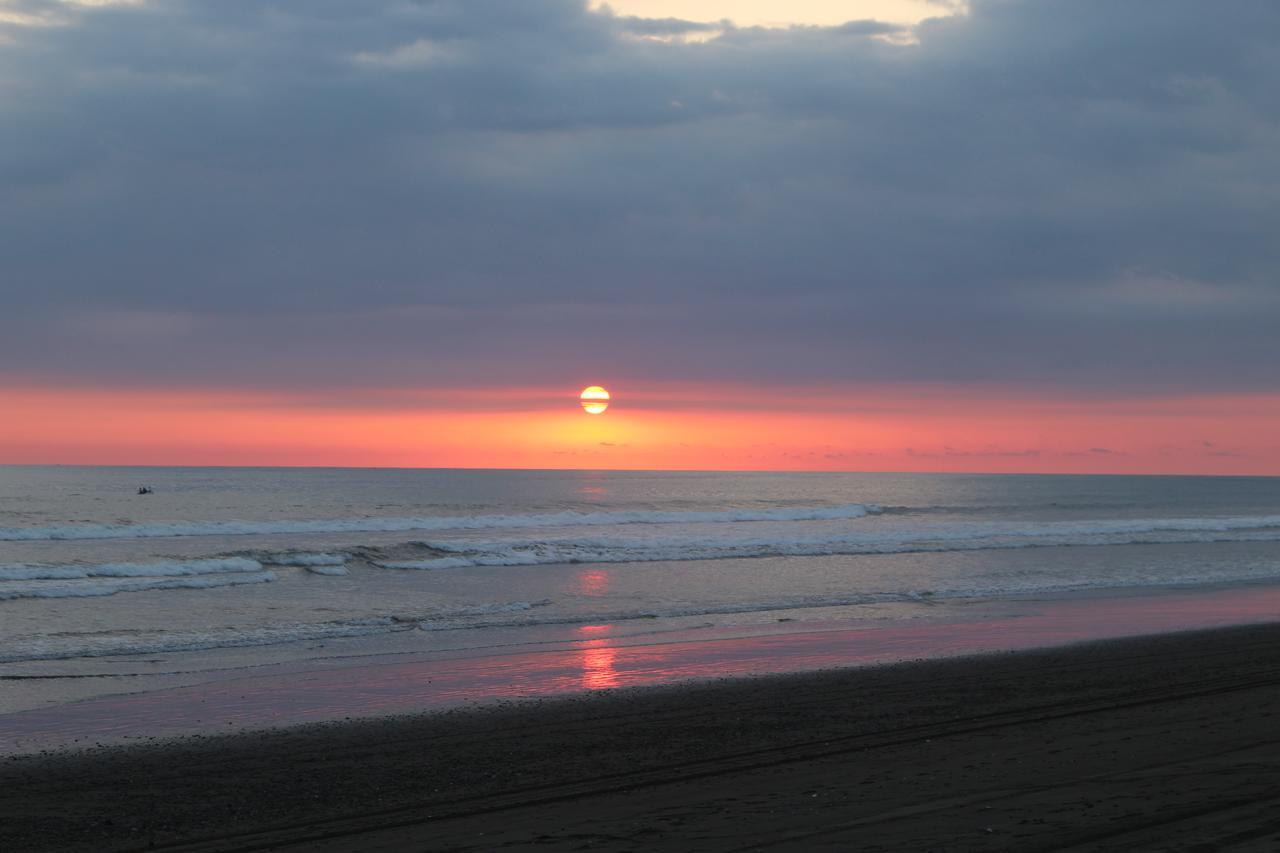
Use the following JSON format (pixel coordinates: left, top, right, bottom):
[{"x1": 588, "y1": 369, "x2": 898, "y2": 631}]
[
  {"x1": 3, "y1": 468, "x2": 1280, "y2": 849},
  {"x1": 6, "y1": 0, "x2": 1280, "y2": 846},
  {"x1": 4, "y1": 621, "x2": 1280, "y2": 852},
  {"x1": 7, "y1": 0, "x2": 1280, "y2": 847}
]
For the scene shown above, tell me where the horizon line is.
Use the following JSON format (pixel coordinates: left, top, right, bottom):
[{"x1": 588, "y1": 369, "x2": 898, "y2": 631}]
[{"x1": 1, "y1": 462, "x2": 1274, "y2": 479}]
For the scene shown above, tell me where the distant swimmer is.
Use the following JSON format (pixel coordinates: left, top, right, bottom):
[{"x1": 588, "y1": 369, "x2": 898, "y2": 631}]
[{"x1": 137, "y1": 486, "x2": 153, "y2": 495}]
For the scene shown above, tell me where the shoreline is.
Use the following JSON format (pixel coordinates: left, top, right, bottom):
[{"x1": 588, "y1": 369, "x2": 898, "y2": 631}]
[
  {"x1": 6, "y1": 578, "x2": 1280, "y2": 751},
  {"x1": 5, "y1": 621, "x2": 1280, "y2": 851}
]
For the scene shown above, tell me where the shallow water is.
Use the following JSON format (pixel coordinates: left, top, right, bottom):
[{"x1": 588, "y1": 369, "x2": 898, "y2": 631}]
[{"x1": 5, "y1": 583, "x2": 1280, "y2": 750}]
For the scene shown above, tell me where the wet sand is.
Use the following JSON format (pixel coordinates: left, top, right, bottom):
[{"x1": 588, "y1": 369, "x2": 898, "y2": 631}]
[
  {"x1": 4, "y1": 622, "x2": 1280, "y2": 852},
  {"x1": 8, "y1": 582, "x2": 1280, "y2": 750}
]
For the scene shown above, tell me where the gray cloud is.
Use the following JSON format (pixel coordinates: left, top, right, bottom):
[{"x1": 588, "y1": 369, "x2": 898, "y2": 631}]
[
  {"x1": 614, "y1": 15, "x2": 722, "y2": 36},
  {"x1": 1, "y1": 0, "x2": 1277, "y2": 394},
  {"x1": 830, "y1": 19, "x2": 909, "y2": 36}
]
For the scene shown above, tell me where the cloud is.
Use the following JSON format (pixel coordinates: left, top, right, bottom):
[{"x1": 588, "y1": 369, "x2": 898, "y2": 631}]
[
  {"x1": 0, "y1": 0, "x2": 1277, "y2": 394},
  {"x1": 831, "y1": 19, "x2": 910, "y2": 37},
  {"x1": 352, "y1": 38, "x2": 459, "y2": 69},
  {"x1": 614, "y1": 15, "x2": 722, "y2": 36}
]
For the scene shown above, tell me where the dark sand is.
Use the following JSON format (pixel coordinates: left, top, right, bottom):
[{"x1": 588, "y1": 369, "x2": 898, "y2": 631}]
[{"x1": 4, "y1": 623, "x2": 1280, "y2": 852}]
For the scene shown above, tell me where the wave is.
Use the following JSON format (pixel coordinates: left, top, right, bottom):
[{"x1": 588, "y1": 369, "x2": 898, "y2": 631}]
[
  {"x1": 17, "y1": 560, "x2": 1280, "y2": 661},
  {"x1": 0, "y1": 614, "x2": 403, "y2": 662},
  {"x1": 413, "y1": 566, "x2": 1280, "y2": 633},
  {"x1": 257, "y1": 552, "x2": 348, "y2": 567},
  {"x1": 414, "y1": 594, "x2": 933, "y2": 632},
  {"x1": 0, "y1": 599, "x2": 549, "y2": 662},
  {"x1": 0, "y1": 571, "x2": 276, "y2": 602},
  {"x1": 0, "y1": 504, "x2": 881, "y2": 541},
  {"x1": 377, "y1": 514, "x2": 1280, "y2": 570},
  {"x1": 0, "y1": 557, "x2": 263, "y2": 581},
  {"x1": 305, "y1": 565, "x2": 349, "y2": 576},
  {"x1": 0, "y1": 558, "x2": 272, "y2": 602}
]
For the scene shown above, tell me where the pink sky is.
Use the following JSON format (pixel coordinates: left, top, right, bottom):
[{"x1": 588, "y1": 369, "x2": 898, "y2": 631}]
[
  {"x1": 4, "y1": 3, "x2": 1277, "y2": 473},
  {"x1": 2, "y1": 382, "x2": 1275, "y2": 474}
]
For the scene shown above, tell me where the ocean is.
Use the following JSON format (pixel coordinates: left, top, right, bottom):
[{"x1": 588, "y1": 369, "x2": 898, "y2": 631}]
[{"x1": 2, "y1": 465, "x2": 1279, "y2": 674}]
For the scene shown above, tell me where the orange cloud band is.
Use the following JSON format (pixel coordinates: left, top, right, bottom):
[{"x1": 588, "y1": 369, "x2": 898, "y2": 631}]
[{"x1": 0, "y1": 383, "x2": 1276, "y2": 474}]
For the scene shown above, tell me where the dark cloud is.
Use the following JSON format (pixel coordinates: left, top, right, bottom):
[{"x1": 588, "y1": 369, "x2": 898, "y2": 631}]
[{"x1": 1, "y1": 0, "x2": 1277, "y2": 394}]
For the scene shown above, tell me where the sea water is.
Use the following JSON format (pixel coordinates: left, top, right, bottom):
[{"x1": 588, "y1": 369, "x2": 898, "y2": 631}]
[{"x1": 2, "y1": 466, "x2": 1279, "y2": 687}]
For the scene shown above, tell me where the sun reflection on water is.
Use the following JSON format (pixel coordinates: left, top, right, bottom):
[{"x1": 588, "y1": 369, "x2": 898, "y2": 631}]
[
  {"x1": 577, "y1": 625, "x2": 620, "y2": 689},
  {"x1": 575, "y1": 568, "x2": 610, "y2": 596}
]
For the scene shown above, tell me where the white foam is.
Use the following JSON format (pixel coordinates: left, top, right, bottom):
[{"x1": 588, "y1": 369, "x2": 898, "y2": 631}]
[
  {"x1": 377, "y1": 514, "x2": 1280, "y2": 570},
  {"x1": 0, "y1": 571, "x2": 276, "y2": 601},
  {"x1": 0, "y1": 504, "x2": 882, "y2": 541},
  {"x1": 0, "y1": 557, "x2": 264, "y2": 581}
]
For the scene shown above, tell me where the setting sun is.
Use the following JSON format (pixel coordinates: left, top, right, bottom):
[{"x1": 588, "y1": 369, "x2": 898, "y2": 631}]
[{"x1": 580, "y1": 385, "x2": 610, "y2": 415}]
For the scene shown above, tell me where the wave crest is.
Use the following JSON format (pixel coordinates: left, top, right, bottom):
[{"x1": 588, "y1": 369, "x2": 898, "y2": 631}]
[
  {"x1": 376, "y1": 514, "x2": 1280, "y2": 570},
  {"x1": 0, "y1": 504, "x2": 882, "y2": 541}
]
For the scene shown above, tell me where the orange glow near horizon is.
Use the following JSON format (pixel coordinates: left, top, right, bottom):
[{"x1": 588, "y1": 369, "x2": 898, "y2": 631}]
[{"x1": 0, "y1": 382, "x2": 1277, "y2": 475}]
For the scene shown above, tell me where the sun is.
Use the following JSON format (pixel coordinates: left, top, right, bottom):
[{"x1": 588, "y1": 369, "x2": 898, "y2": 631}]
[{"x1": 580, "y1": 385, "x2": 610, "y2": 415}]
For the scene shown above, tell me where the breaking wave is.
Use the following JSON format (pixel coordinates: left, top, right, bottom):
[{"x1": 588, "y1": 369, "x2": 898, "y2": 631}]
[
  {"x1": 0, "y1": 558, "x2": 274, "y2": 601},
  {"x1": 0, "y1": 572, "x2": 276, "y2": 602},
  {"x1": 0, "y1": 504, "x2": 881, "y2": 541},
  {"x1": 0, "y1": 557, "x2": 264, "y2": 581},
  {"x1": 377, "y1": 515, "x2": 1280, "y2": 570}
]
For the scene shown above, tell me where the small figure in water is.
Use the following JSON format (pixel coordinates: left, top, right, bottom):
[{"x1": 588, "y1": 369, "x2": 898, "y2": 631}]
[{"x1": 137, "y1": 486, "x2": 153, "y2": 495}]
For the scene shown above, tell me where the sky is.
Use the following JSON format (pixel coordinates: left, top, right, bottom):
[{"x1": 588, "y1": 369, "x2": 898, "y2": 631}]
[{"x1": 1, "y1": 0, "x2": 1278, "y2": 473}]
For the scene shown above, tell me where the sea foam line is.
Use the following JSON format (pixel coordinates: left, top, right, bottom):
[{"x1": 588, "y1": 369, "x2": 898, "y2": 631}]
[
  {"x1": 0, "y1": 599, "x2": 549, "y2": 662},
  {"x1": 0, "y1": 557, "x2": 264, "y2": 582},
  {"x1": 377, "y1": 515, "x2": 1280, "y2": 570},
  {"x1": 0, "y1": 571, "x2": 276, "y2": 602},
  {"x1": 0, "y1": 504, "x2": 881, "y2": 541}
]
